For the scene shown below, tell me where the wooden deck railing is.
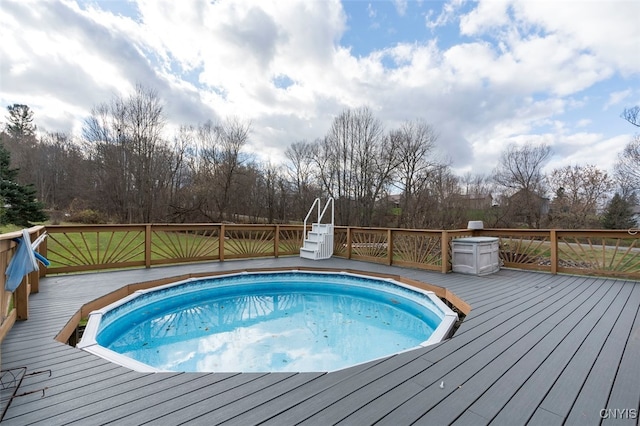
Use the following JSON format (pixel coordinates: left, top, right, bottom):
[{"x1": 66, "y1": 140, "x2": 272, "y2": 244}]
[
  {"x1": 1, "y1": 224, "x2": 638, "y2": 327},
  {"x1": 43, "y1": 224, "x2": 308, "y2": 274},
  {"x1": 333, "y1": 227, "x2": 475, "y2": 273},
  {"x1": 0, "y1": 226, "x2": 47, "y2": 341},
  {"x1": 39, "y1": 224, "x2": 640, "y2": 279},
  {"x1": 476, "y1": 228, "x2": 640, "y2": 278}
]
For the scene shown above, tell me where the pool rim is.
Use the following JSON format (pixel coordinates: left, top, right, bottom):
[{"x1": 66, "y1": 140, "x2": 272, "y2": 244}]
[{"x1": 77, "y1": 269, "x2": 459, "y2": 373}]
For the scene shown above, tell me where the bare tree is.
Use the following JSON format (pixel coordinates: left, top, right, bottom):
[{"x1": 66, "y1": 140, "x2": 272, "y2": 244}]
[
  {"x1": 393, "y1": 119, "x2": 440, "y2": 227},
  {"x1": 314, "y1": 106, "x2": 400, "y2": 226},
  {"x1": 83, "y1": 101, "x2": 130, "y2": 221},
  {"x1": 285, "y1": 140, "x2": 320, "y2": 220},
  {"x1": 548, "y1": 164, "x2": 613, "y2": 228},
  {"x1": 192, "y1": 117, "x2": 251, "y2": 221},
  {"x1": 423, "y1": 165, "x2": 467, "y2": 229},
  {"x1": 166, "y1": 125, "x2": 197, "y2": 222},
  {"x1": 235, "y1": 162, "x2": 262, "y2": 222},
  {"x1": 493, "y1": 142, "x2": 552, "y2": 228},
  {"x1": 34, "y1": 132, "x2": 89, "y2": 211},
  {"x1": 126, "y1": 85, "x2": 166, "y2": 222},
  {"x1": 83, "y1": 84, "x2": 168, "y2": 222},
  {"x1": 621, "y1": 106, "x2": 640, "y2": 127},
  {"x1": 253, "y1": 161, "x2": 289, "y2": 223},
  {"x1": 614, "y1": 135, "x2": 640, "y2": 200},
  {"x1": 461, "y1": 172, "x2": 493, "y2": 199}
]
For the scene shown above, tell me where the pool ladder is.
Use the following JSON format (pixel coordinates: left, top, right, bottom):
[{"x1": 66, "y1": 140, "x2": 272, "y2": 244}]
[{"x1": 300, "y1": 198, "x2": 334, "y2": 260}]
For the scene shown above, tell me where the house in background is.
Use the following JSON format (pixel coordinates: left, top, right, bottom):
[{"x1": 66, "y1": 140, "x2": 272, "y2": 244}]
[{"x1": 449, "y1": 193, "x2": 494, "y2": 210}]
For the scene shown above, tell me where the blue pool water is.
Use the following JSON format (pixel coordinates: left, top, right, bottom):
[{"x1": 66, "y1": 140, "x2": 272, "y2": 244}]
[{"x1": 81, "y1": 271, "x2": 457, "y2": 372}]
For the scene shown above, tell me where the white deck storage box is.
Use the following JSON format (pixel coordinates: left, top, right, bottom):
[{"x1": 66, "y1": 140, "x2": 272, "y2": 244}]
[{"x1": 451, "y1": 237, "x2": 500, "y2": 275}]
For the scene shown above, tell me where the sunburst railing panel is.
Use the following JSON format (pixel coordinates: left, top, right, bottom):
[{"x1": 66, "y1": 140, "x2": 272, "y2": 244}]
[
  {"x1": 350, "y1": 229, "x2": 388, "y2": 263},
  {"x1": 278, "y1": 226, "x2": 305, "y2": 256},
  {"x1": 150, "y1": 226, "x2": 220, "y2": 265},
  {"x1": 501, "y1": 236, "x2": 551, "y2": 270},
  {"x1": 476, "y1": 230, "x2": 552, "y2": 272},
  {"x1": 46, "y1": 226, "x2": 146, "y2": 273},
  {"x1": 223, "y1": 226, "x2": 276, "y2": 259},
  {"x1": 333, "y1": 228, "x2": 348, "y2": 258},
  {"x1": 557, "y1": 231, "x2": 640, "y2": 278},
  {"x1": 392, "y1": 230, "x2": 443, "y2": 270}
]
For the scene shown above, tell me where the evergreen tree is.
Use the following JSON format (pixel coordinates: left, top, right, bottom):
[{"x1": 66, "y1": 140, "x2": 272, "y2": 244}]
[
  {"x1": 6, "y1": 104, "x2": 36, "y2": 137},
  {"x1": 0, "y1": 143, "x2": 47, "y2": 226},
  {"x1": 601, "y1": 193, "x2": 636, "y2": 229}
]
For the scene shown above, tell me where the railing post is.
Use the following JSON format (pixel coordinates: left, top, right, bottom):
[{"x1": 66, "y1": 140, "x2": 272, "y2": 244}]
[
  {"x1": 145, "y1": 224, "x2": 152, "y2": 269},
  {"x1": 28, "y1": 269, "x2": 39, "y2": 295},
  {"x1": 550, "y1": 229, "x2": 558, "y2": 274},
  {"x1": 15, "y1": 278, "x2": 28, "y2": 320},
  {"x1": 39, "y1": 229, "x2": 47, "y2": 278},
  {"x1": 274, "y1": 225, "x2": 280, "y2": 258},
  {"x1": 219, "y1": 224, "x2": 225, "y2": 262},
  {"x1": 346, "y1": 227, "x2": 352, "y2": 259},
  {"x1": 387, "y1": 229, "x2": 393, "y2": 266},
  {"x1": 28, "y1": 232, "x2": 39, "y2": 293},
  {"x1": 441, "y1": 230, "x2": 449, "y2": 274}
]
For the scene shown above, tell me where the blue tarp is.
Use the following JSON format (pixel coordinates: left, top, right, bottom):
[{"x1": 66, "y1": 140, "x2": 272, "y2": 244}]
[{"x1": 5, "y1": 230, "x2": 47, "y2": 292}]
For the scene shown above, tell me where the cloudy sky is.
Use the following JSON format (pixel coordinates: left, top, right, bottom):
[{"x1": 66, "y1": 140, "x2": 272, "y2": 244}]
[{"x1": 1, "y1": 0, "x2": 639, "y2": 175}]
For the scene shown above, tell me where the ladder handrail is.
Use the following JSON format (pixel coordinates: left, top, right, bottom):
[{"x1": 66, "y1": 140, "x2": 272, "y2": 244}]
[
  {"x1": 301, "y1": 197, "x2": 335, "y2": 260},
  {"x1": 319, "y1": 197, "x2": 334, "y2": 227},
  {"x1": 303, "y1": 198, "x2": 321, "y2": 240}
]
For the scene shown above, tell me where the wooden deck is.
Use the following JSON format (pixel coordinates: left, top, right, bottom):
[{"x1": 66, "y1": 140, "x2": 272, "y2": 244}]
[{"x1": 1, "y1": 257, "x2": 639, "y2": 425}]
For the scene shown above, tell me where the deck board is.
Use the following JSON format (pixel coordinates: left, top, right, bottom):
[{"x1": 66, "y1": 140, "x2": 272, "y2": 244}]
[
  {"x1": 484, "y1": 280, "x2": 624, "y2": 424},
  {"x1": 293, "y1": 355, "x2": 436, "y2": 425},
  {"x1": 598, "y1": 283, "x2": 640, "y2": 426},
  {"x1": 454, "y1": 278, "x2": 617, "y2": 424},
  {"x1": 185, "y1": 373, "x2": 325, "y2": 426},
  {"x1": 535, "y1": 281, "x2": 636, "y2": 420},
  {"x1": 533, "y1": 283, "x2": 640, "y2": 425},
  {"x1": 216, "y1": 360, "x2": 385, "y2": 425},
  {"x1": 81, "y1": 373, "x2": 270, "y2": 426},
  {"x1": 260, "y1": 350, "x2": 433, "y2": 426},
  {"x1": 1, "y1": 257, "x2": 638, "y2": 425}
]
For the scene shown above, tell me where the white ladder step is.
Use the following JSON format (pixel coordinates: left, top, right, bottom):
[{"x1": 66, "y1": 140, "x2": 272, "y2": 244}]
[
  {"x1": 306, "y1": 232, "x2": 324, "y2": 241},
  {"x1": 300, "y1": 219, "x2": 334, "y2": 260},
  {"x1": 300, "y1": 247, "x2": 319, "y2": 259},
  {"x1": 303, "y1": 240, "x2": 320, "y2": 249}
]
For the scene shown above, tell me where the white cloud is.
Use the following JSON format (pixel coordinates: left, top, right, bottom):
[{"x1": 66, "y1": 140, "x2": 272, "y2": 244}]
[
  {"x1": 393, "y1": 0, "x2": 408, "y2": 16},
  {"x1": 576, "y1": 119, "x2": 592, "y2": 128},
  {"x1": 367, "y1": 3, "x2": 376, "y2": 18},
  {"x1": 604, "y1": 89, "x2": 632, "y2": 111},
  {"x1": 425, "y1": 0, "x2": 464, "y2": 30},
  {"x1": 460, "y1": 0, "x2": 640, "y2": 75},
  {"x1": 0, "y1": 0, "x2": 637, "y2": 179},
  {"x1": 514, "y1": 0, "x2": 640, "y2": 75},
  {"x1": 459, "y1": 0, "x2": 510, "y2": 35},
  {"x1": 545, "y1": 133, "x2": 629, "y2": 175}
]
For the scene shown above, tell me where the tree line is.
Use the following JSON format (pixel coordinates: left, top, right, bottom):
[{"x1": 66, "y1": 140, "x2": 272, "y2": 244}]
[{"x1": 1, "y1": 85, "x2": 638, "y2": 229}]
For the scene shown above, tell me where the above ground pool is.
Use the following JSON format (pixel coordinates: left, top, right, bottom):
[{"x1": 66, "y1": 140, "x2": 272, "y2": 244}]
[{"x1": 78, "y1": 270, "x2": 458, "y2": 372}]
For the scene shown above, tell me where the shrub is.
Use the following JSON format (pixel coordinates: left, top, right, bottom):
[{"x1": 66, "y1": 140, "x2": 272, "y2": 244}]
[{"x1": 68, "y1": 209, "x2": 104, "y2": 224}]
